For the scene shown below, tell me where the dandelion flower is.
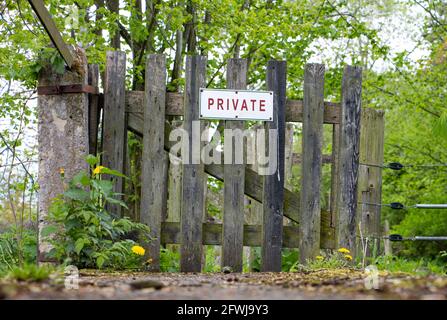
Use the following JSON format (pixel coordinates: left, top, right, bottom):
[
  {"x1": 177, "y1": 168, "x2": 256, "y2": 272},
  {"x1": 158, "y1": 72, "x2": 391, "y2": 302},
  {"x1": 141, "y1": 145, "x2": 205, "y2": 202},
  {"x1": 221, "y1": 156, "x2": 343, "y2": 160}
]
[
  {"x1": 93, "y1": 166, "x2": 105, "y2": 175},
  {"x1": 316, "y1": 255, "x2": 324, "y2": 261},
  {"x1": 338, "y1": 247, "x2": 350, "y2": 254},
  {"x1": 59, "y1": 167, "x2": 65, "y2": 175},
  {"x1": 131, "y1": 245, "x2": 145, "y2": 256},
  {"x1": 344, "y1": 254, "x2": 353, "y2": 261}
]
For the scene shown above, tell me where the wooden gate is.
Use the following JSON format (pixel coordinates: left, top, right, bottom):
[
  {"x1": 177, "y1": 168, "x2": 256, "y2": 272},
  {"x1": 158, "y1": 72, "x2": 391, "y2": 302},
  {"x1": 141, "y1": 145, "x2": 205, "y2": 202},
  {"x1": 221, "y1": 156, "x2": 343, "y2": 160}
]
[{"x1": 85, "y1": 52, "x2": 384, "y2": 272}]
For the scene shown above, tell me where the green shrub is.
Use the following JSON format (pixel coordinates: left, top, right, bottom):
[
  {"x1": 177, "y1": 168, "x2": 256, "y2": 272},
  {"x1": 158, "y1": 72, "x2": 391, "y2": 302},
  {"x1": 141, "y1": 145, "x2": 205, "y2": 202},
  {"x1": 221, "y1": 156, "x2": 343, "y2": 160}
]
[
  {"x1": 392, "y1": 211, "x2": 447, "y2": 258},
  {"x1": 42, "y1": 155, "x2": 151, "y2": 270},
  {"x1": 8, "y1": 263, "x2": 55, "y2": 282}
]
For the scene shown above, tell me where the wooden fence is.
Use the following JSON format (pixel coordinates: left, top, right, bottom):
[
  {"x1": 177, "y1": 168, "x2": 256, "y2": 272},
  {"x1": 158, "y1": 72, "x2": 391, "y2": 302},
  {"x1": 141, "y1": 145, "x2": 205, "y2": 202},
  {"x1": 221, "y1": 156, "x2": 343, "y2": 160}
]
[{"x1": 84, "y1": 52, "x2": 384, "y2": 272}]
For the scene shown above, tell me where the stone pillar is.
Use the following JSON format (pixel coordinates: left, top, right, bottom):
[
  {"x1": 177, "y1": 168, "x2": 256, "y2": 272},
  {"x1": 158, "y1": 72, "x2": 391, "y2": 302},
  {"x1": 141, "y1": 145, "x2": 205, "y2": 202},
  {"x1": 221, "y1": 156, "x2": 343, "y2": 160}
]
[{"x1": 37, "y1": 47, "x2": 89, "y2": 262}]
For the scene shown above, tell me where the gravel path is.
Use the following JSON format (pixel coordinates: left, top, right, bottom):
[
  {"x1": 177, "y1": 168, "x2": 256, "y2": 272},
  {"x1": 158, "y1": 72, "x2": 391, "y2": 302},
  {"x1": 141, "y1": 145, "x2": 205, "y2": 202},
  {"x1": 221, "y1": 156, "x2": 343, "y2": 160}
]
[{"x1": 1, "y1": 269, "x2": 447, "y2": 300}]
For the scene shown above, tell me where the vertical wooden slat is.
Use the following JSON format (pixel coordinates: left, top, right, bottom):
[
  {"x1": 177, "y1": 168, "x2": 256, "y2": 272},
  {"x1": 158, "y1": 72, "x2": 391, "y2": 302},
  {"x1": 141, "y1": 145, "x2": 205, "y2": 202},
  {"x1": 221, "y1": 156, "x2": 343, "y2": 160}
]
[
  {"x1": 299, "y1": 63, "x2": 325, "y2": 263},
  {"x1": 284, "y1": 123, "x2": 294, "y2": 191},
  {"x1": 384, "y1": 220, "x2": 392, "y2": 256},
  {"x1": 336, "y1": 65, "x2": 362, "y2": 254},
  {"x1": 140, "y1": 54, "x2": 167, "y2": 271},
  {"x1": 261, "y1": 60, "x2": 287, "y2": 272},
  {"x1": 88, "y1": 64, "x2": 100, "y2": 156},
  {"x1": 167, "y1": 120, "x2": 183, "y2": 224},
  {"x1": 330, "y1": 124, "x2": 340, "y2": 225},
  {"x1": 103, "y1": 51, "x2": 126, "y2": 217},
  {"x1": 357, "y1": 108, "x2": 385, "y2": 258},
  {"x1": 245, "y1": 125, "x2": 262, "y2": 271},
  {"x1": 180, "y1": 55, "x2": 207, "y2": 272},
  {"x1": 222, "y1": 58, "x2": 247, "y2": 272}
]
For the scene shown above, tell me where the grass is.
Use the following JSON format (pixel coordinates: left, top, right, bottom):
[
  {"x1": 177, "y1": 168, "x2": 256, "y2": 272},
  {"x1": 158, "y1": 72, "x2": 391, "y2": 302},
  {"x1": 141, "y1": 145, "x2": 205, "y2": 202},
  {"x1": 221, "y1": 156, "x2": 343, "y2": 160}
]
[
  {"x1": 7, "y1": 263, "x2": 55, "y2": 282},
  {"x1": 373, "y1": 255, "x2": 446, "y2": 276}
]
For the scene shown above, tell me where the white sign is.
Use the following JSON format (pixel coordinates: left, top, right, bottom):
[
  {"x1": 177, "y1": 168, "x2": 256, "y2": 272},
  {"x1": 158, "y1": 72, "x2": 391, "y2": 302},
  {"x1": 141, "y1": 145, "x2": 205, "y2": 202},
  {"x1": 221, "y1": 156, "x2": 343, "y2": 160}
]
[{"x1": 199, "y1": 88, "x2": 274, "y2": 121}]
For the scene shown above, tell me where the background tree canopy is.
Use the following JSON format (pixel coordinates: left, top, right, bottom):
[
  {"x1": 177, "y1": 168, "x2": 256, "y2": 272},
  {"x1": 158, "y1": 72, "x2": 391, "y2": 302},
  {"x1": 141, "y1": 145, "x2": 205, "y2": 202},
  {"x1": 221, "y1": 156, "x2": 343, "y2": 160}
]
[{"x1": 0, "y1": 0, "x2": 446, "y2": 260}]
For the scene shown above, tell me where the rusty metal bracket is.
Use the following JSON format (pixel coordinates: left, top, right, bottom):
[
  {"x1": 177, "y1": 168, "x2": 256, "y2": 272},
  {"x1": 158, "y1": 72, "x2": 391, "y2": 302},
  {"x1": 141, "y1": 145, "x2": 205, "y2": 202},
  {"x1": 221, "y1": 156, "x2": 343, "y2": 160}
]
[{"x1": 37, "y1": 84, "x2": 99, "y2": 95}]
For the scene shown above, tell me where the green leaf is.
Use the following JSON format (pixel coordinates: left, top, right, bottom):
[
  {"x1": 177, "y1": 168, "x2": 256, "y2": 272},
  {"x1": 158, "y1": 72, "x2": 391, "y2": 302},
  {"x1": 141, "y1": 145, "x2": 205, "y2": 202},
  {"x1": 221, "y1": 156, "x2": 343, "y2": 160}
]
[
  {"x1": 85, "y1": 154, "x2": 99, "y2": 166},
  {"x1": 96, "y1": 255, "x2": 106, "y2": 268},
  {"x1": 75, "y1": 238, "x2": 86, "y2": 254},
  {"x1": 64, "y1": 188, "x2": 90, "y2": 201},
  {"x1": 71, "y1": 171, "x2": 90, "y2": 187},
  {"x1": 106, "y1": 196, "x2": 129, "y2": 209},
  {"x1": 100, "y1": 167, "x2": 128, "y2": 179},
  {"x1": 41, "y1": 225, "x2": 58, "y2": 237},
  {"x1": 91, "y1": 179, "x2": 113, "y2": 197}
]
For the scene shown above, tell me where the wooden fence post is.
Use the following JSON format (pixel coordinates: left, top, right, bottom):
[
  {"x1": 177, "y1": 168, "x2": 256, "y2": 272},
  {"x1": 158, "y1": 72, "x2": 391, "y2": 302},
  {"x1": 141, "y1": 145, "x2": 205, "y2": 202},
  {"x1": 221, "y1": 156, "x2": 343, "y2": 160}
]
[
  {"x1": 336, "y1": 65, "x2": 362, "y2": 254},
  {"x1": 261, "y1": 60, "x2": 287, "y2": 272},
  {"x1": 222, "y1": 58, "x2": 247, "y2": 272},
  {"x1": 180, "y1": 55, "x2": 207, "y2": 272},
  {"x1": 140, "y1": 54, "x2": 167, "y2": 271},
  {"x1": 358, "y1": 108, "x2": 384, "y2": 258},
  {"x1": 299, "y1": 63, "x2": 325, "y2": 263},
  {"x1": 102, "y1": 51, "x2": 126, "y2": 217},
  {"x1": 88, "y1": 64, "x2": 100, "y2": 156},
  {"x1": 37, "y1": 47, "x2": 89, "y2": 262}
]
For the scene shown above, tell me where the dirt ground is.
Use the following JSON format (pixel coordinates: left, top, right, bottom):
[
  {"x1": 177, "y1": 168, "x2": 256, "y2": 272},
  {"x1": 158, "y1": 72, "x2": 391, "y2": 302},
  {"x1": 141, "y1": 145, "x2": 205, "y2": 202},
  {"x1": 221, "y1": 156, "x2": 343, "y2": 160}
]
[{"x1": 1, "y1": 269, "x2": 447, "y2": 300}]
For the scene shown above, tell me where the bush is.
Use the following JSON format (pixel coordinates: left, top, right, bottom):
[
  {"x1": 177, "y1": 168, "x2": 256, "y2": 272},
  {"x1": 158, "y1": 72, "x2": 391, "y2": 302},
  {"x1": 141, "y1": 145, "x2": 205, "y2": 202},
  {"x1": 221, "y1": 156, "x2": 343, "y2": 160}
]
[
  {"x1": 42, "y1": 155, "x2": 151, "y2": 270},
  {"x1": 392, "y1": 211, "x2": 447, "y2": 258}
]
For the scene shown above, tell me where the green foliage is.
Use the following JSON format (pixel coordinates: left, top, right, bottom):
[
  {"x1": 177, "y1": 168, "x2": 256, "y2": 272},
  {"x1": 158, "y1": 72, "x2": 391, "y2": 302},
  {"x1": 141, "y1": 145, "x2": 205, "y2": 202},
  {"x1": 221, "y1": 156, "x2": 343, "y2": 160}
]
[
  {"x1": 0, "y1": 227, "x2": 37, "y2": 276},
  {"x1": 43, "y1": 156, "x2": 151, "y2": 270},
  {"x1": 7, "y1": 263, "x2": 55, "y2": 282},
  {"x1": 204, "y1": 246, "x2": 220, "y2": 272},
  {"x1": 160, "y1": 247, "x2": 180, "y2": 272},
  {"x1": 374, "y1": 255, "x2": 446, "y2": 276},
  {"x1": 290, "y1": 250, "x2": 355, "y2": 272}
]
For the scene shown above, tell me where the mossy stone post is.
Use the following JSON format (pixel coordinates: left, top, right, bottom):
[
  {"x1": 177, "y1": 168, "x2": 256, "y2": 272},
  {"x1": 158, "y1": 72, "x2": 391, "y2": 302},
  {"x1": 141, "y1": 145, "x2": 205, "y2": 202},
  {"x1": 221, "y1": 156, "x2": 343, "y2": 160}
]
[{"x1": 37, "y1": 47, "x2": 89, "y2": 262}]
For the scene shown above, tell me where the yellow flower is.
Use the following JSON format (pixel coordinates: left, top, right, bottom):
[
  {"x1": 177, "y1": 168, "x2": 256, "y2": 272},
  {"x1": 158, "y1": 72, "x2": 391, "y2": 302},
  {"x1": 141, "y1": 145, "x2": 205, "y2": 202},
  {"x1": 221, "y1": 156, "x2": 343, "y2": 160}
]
[
  {"x1": 316, "y1": 255, "x2": 324, "y2": 261},
  {"x1": 131, "y1": 245, "x2": 145, "y2": 256},
  {"x1": 338, "y1": 247, "x2": 350, "y2": 254},
  {"x1": 59, "y1": 167, "x2": 65, "y2": 175},
  {"x1": 344, "y1": 254, "x2": 353, "y2": 261},
  {"x1": 93, "y1": 166, "x2": 105, "y2": 175}
]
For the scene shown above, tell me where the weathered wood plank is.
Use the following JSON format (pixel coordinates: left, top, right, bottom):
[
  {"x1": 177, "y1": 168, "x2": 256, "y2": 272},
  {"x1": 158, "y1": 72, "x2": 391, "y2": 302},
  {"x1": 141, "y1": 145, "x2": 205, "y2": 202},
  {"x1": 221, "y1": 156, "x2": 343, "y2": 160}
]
[
  {"x1": 330, "y1": 124, "x2": 340, "y2": 227},
  {"x1": 28, "y1": 0, "x2": 75, "y2": 67},
  {"x1": 88, "y1": 64, "x2": 100, "y2": 156},
  {"x1": 300, "y1": 63, "x2": 325, "y2": 263},
  {"x1": 222, "y1": 59, "x2": 247, "y2": 272},
  {"x1": 139, "y1": 54, "x2": 167, "y2": 272},
  {"x1": 261, "y1": 60, "x2": 287, "y2": 272},
  {"x1": 286, "y1": 100, "x2": 340, "y2": 124},
  {"x1": 167, "y1": 120, "x2": 183, "y2": 224},
  {"x1": 103, "y1": 51, "x2": 126, "y2": 217},
  {"x1": 160, "y1": 220, "x2": 334, "y2": 249},
  {"x1": 162, "y1": 222, "x2": 300, "y2": 248},
  {"x1": 357, "y1": 108, "x2": 385, "y2": 258},
  {"x1": 292, "y1": 153, "x2": 332, "y2": 165},
  {"x1": 180, "y1": 55, "x2": 207, "y2": 272},
  {"x1": 336, "y1": 65, "x2": 362, "y2": 255},
  {"x1": 125, "y1": 91, "x2": 340, "y2": 123}
]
